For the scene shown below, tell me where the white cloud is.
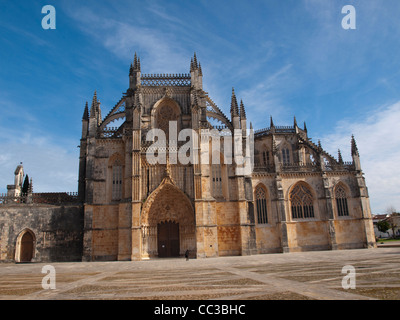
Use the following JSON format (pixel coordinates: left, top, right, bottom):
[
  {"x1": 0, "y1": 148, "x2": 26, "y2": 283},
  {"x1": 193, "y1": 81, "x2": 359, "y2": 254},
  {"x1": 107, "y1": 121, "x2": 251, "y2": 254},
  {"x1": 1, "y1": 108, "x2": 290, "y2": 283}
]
[
  {"x1": 321, "y1": 101, "x2": 400, "y2": 213},
  {"x1": 0, "y1": 125, "x2": 78, "y2": 194},
  {"x1": 240, "y1": 64, "x2": 294, "y2": 128},
  {"x1": 66, "y1": 6, "x2": 190, "y2": 74}
]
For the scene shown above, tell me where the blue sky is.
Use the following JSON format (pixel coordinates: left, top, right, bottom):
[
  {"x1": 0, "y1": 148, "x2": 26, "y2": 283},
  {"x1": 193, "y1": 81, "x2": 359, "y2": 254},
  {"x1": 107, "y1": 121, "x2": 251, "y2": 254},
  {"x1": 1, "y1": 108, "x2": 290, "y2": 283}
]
[{"x1": 1, "y1": 0, "x2": 400, "y2": 213}]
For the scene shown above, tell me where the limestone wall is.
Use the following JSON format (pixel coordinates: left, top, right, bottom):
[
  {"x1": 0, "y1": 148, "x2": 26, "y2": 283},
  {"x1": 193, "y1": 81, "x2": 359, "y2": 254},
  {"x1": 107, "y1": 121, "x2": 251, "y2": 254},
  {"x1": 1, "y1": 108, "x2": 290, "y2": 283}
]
[{"x1": 0, "y1": 204, "x2": 83, "y2": 262}]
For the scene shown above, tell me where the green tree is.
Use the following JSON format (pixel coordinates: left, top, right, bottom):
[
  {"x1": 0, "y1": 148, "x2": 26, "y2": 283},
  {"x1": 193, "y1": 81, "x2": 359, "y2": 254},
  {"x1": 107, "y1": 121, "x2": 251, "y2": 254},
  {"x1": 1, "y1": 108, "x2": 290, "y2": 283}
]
[
  {"x1": 388, "y1": 213, "x2": 399, "y2": 239},
  {"x1": 376, "y1": 220, "x2": 390, "y2": 236},
  {"x1": 21, "y1": 174, "x2": 29, "y2": 195}
]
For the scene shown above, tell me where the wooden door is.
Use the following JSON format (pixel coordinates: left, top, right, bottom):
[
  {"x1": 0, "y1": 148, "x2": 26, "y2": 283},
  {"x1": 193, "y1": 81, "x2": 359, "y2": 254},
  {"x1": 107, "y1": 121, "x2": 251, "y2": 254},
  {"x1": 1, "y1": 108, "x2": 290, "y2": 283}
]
[
  {"x1": 158, "y1": 221, "x2": 179, "y2": 257},
  {"x1": 20, "y1": 232, "x2": 34, "y2": 262}
]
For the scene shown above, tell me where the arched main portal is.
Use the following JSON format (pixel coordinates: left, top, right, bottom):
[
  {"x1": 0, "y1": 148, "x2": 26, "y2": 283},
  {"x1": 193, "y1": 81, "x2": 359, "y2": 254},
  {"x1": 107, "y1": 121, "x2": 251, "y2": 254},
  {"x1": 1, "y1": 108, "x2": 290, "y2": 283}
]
[
  {"x1": 141, "y1": 179, "x2": 196, "y2": 259},
  {"x1": 15, "y1": 229, "x2": 35, "y2": 262}
]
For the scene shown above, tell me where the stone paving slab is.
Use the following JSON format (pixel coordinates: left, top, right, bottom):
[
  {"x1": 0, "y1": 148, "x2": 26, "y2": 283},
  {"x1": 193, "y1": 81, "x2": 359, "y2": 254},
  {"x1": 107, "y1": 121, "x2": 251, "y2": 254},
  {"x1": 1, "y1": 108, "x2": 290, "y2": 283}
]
[{"x1": 0, "y1": 247, "x2": 399, "y2": 300}]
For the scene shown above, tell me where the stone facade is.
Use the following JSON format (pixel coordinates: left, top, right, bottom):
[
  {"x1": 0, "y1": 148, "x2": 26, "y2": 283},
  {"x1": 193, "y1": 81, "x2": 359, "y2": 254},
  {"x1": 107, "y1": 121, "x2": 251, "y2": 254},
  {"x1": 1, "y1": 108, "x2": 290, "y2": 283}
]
[
  {"x1": 0, "y1": 202, "x2": 83, "y2": 262},
  {"x1": 0, "y1": 53, "x2": 376, "y2": 262}
]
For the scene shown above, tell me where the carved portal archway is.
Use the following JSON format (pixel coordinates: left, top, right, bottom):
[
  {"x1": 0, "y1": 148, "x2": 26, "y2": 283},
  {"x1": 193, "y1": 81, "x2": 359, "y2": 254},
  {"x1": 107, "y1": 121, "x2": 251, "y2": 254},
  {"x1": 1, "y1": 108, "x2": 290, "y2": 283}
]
[
  {"x1": 141, "y1": 177, "x2": 196, "y2": 258},
  {"x1": 15, "y1": 229, "x2": 35, "y2": 263}
]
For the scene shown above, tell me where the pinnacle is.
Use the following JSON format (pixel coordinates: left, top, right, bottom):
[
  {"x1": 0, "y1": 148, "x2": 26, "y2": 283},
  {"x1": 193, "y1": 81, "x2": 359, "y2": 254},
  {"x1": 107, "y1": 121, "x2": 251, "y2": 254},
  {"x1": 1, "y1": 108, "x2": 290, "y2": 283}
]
[
  {"x1": 240, "y1": 99, "x2": 246, "y2": 119},
  {"x1": 351, "y1": 135, "x2": 359, "y2": 156},
  {"x1": 230, "y1": 88, "x2": 239, "y2": 116},
  {"x1": 193, "y1": 52, "x2": 198, "y2": 68},
  {"x1": 132, "y1": 52, "x2": 141, "y2": 71},
  {"x1": 338, "y1": 149, "x2": 343, "y2": 164},
  {"x1": 82, "y1": 101, "x2": 89, "y2": 120},
  {"x1": 90, "y1": 91, "x2": 98, "y2": 118}
]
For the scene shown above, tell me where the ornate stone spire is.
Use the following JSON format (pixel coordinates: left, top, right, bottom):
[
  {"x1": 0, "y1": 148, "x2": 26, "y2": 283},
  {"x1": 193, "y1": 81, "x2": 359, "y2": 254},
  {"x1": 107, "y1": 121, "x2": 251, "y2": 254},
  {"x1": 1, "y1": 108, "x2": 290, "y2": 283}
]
[
  {"x1": 338, "y1": 149, "x2": 343, "y2": 164},
  {"x1": 193, "y1": 52, "x2": 198, "y2": 69},
  {"x1": 351, "y1": 135, "x2": 359, "y2": 156},
  {"x1": 90, "y1": 91, "x2": 98, "y2": 118},
  {"x1": 132, "y1": 52, "x2": 141, "y2": 72},
  {"x1": 82, "y1": 101, "x2": 89, "y2": 120},
  {"x1": 230, "y1": 88, "x2": 239, "y2": 116},
  {"x1": 240, "y1": 99, "x2": 246, "y2": 119}
]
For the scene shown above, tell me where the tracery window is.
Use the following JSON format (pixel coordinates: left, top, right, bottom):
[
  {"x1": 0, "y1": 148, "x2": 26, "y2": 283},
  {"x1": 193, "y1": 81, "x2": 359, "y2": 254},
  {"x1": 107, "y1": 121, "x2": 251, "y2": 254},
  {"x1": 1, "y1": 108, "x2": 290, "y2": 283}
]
[
  {"x1": 282, "y1": 148, "x2": 290, "y2": 165},
  {"x1": 290, "y1": 183, "x2": 315, "y2": 219},
  {"x1": 112, "y1": 160, "x2": 123, "y2": 200},
  {"x1": 262, "y1": 151, "x2": 270, "y2": 166},
  {"x1": 335, "y1": 185, "x2": 349, "y2": 217},
  {"x1": 255, "y1": 186, "x2": 268, "y2": 224},
  {"x1": 156, "y1": 104, "x2": 178, "y2": 140}
]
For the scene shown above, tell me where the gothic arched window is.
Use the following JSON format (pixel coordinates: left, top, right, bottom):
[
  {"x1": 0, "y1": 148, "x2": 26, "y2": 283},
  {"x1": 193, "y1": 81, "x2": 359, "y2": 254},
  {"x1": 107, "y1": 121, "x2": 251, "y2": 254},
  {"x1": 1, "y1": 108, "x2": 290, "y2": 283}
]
[
  {"x1": 255, "y1": 186, "x2": 268, "y2": 224},
  {"x1": 335, "y1": 184, "x2": 349, "y2": 217},
  {"x1": 262, "y1": 150, "x2": 270, "y2": 166},
  {"x1": 112, "y1": 160, "x2": 123, "y2": 200},
  {"x1": 282, "y1": 148, "x2": 290, "y2": 165},
  {"x1": 290, "y1": 183, "x2": 315, "y2": 219}
]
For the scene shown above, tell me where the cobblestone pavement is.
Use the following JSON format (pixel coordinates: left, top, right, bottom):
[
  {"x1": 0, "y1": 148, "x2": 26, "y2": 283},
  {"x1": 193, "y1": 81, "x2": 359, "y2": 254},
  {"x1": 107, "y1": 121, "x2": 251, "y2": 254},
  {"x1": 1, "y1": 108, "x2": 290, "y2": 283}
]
[{"x1": 0, "y1": 247, "x2": 399, "y2": 300}]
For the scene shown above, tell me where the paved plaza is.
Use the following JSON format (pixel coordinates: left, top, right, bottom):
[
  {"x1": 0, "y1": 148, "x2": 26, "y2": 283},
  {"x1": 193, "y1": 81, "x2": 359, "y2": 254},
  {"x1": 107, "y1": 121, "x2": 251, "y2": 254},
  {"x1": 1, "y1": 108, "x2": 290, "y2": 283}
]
[{"x1": 0, "y1": 246, "x2": 399, "y2": 300}]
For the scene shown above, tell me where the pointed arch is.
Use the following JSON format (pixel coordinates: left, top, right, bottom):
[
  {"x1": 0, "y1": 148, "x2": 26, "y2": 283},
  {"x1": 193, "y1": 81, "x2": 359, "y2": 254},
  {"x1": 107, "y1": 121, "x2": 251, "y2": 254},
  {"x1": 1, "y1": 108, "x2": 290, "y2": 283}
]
[
  {"x1": 259, "y1": 143, "x2": 271, "y2": 167},
  {"x1": 289, "y1": 182, "x2": 315, "y2": 219},
  {"x1": 280, "y1": 141, "x2": 292, "y2": 165},
  {"x1": 15, "y1": 228, "x2": 36, "y2": 263},
  {"x1": 151, "y1": 97, "x2": 182, "y2": 138},
  {"x1": 334, "y1": 182, "x2": 350, "y2": 217},
  {"x1": 254, "y1": 183, "x2": 269, "y2": 224},
  {"x1": 140, "y1": 178, "x2": 196, "y2": 258}
]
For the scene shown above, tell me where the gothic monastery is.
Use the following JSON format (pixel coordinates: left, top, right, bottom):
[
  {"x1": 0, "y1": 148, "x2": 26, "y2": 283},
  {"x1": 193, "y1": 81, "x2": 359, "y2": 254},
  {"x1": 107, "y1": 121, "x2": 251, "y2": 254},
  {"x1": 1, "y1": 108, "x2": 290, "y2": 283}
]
[{"x1": 0, "y1": 54, "x2": 376, "y2": 262}]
